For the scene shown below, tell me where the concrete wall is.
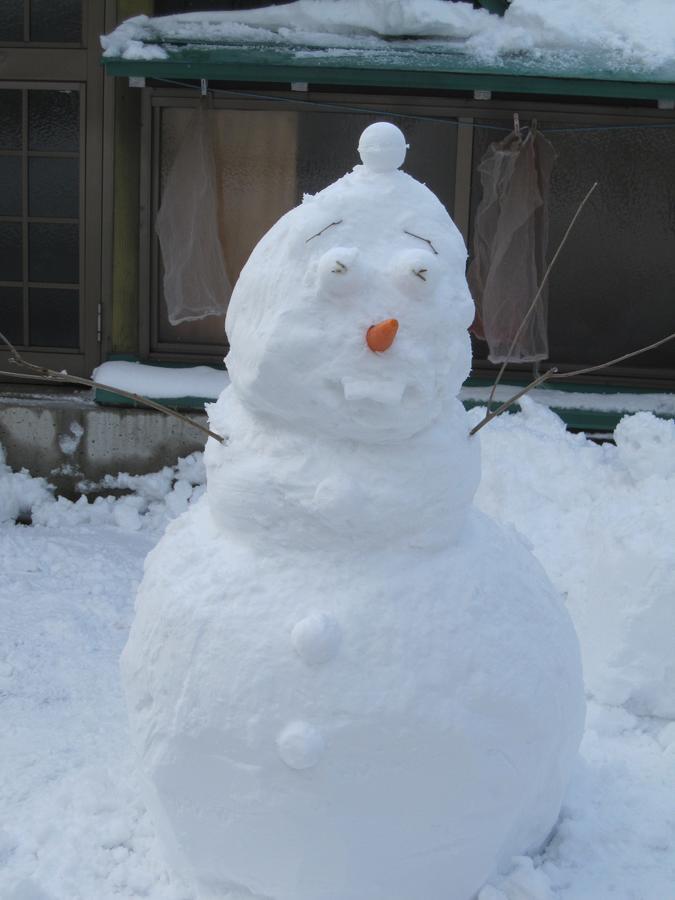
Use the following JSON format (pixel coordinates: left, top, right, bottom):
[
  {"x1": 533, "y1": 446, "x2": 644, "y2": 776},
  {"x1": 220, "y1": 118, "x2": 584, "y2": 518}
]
[{"x1": 0, "y1": 391, "x2": 209, "y2": 497}]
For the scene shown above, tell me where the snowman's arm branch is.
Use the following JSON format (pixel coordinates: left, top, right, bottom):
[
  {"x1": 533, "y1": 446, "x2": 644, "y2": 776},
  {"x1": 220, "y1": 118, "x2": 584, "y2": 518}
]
[
  {"x1": 470, "y1": 329, "x2": 675, "y2": 436},
  {"x1": 469, "y1": 368, "x2": 557, "y2": 436},
  {"x1": 0, "y1": 329, "x2": 225, "y2": 445}
]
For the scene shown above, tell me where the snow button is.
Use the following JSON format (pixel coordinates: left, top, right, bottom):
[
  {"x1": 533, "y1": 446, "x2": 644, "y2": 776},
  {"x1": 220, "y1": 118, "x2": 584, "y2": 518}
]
[
  {"x1": 358, "y1": 122, "x2": 408, "y2": 173},
  {"x1": 292, "y1": 612, "x2": 341, "y2": 665},
  {"x1": 277, "y1": 721, "x2": 325, "y2": 770}
]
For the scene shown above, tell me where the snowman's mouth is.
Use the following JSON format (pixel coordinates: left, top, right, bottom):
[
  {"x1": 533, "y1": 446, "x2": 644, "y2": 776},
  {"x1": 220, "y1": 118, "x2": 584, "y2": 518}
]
[
  {"x1": 341, "y1": 376, "x2": 406, "y2": 406},
  {"x1": 340, "y1": 376, "x2": 422, "y2": 409}
]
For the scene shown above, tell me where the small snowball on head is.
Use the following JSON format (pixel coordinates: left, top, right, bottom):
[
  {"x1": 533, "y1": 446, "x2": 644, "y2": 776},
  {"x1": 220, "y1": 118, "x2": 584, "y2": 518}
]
[{"x1": 358, "y1": 122, "x2": 408, "y2": 173}]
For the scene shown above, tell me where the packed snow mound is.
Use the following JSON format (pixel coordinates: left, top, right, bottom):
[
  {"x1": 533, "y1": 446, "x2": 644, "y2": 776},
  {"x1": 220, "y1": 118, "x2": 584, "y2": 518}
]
[
  {"x1": 0, "y1": 442, "x2": 204, "y2": 534},
  {"x1": 101, "y1": 0, "x2": 675, "y2": 74},
  {"x1": 475, "y1": 401, "x2": 675, "y2": 718},
  {"x1": 0, "y1": 446, "x2": 53, "y2": 524},
  {"x1": 92, "y1": 361, "x2": 228, "y2": 400},
  {"x1": 122, "y1": 124, "x2": 584, "y2": 900}
]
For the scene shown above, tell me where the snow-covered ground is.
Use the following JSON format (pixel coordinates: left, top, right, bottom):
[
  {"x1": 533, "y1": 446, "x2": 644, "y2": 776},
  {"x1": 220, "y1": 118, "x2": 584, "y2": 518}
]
[{"x1": 2, "y1": 406, "x2": 675, "y2": 899}]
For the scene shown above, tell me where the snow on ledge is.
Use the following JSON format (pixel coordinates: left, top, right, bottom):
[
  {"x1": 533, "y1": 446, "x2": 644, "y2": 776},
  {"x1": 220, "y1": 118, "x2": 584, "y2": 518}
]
[
  {"x1": 461, "y1": 382, "x2": 675, "y2": 416},
  {"x1": 92, "y1": 361, "x2": 228, "y2": 400},
  {"x1": 100, "y1": 0, "x2": 675, "y2": 76}
]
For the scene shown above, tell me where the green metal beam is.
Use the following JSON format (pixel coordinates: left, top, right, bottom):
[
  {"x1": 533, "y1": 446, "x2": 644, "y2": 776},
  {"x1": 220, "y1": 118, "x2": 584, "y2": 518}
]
[{"x1": 103, "y1": 52, "x2": 675, "y2": 102}]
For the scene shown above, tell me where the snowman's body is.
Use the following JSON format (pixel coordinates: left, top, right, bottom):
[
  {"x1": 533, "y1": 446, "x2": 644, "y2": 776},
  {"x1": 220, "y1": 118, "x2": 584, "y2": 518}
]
[{"x1": 122, "y1": 125, "x2": 584, "y2": 900}]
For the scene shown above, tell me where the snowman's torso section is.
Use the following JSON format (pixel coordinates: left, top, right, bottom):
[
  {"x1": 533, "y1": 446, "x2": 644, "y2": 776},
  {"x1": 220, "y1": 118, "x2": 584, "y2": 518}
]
[
  {"x1": 124, "y1": 497, "x2": 583, "y2": 900},
  {"x1": 205, "y1": 389, "x2": 480, "y2": 549}
]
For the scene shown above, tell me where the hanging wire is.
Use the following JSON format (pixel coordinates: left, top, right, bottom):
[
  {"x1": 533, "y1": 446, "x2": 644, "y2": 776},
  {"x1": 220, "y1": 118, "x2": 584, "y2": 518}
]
[{"x1": 148, "y1": 76, "x2": 675, "y2": 135}]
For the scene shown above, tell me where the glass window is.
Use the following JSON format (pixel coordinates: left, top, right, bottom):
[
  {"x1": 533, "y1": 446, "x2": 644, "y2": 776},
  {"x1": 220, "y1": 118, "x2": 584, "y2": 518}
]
[
  {"x1": 29, "y1": 223, "x2": 79, "y2": 283},
  {"x1": 0, "y1": 0, "x2": 24, "y2": 42},
  {"x1": 155, "y1": 105, "x2": 458, "y2": 350},
  {"x1": 0, "y1": 86, "x2": 81, "y2": 349},
  {"x1": 0, "y1": 287, "x2": 23, "y2": 345},
  {"x1": 29, "y1": 287, "x2": 79, "y2": 347},
  {"x1": 470, "y1": 118, "x2": 675, "y2": 374},
  {"x1": 30, "y1": 0, "x2": 82, "y2": 43},
  {"x1": 29, "y1": 89, "x2": 79, "y2": 151},
  {"x1": 0, "y1": 89, "x2": 22, "y2": 149},
  {"x1": 0, "y1": 223, "x2": 23, "y2": 282},
  {"x1": 0, "y1": 156, "x2": 22, "y2": 216},
  {"x1": 29, "y1": 157, "x2": 79, "y2": 218}
]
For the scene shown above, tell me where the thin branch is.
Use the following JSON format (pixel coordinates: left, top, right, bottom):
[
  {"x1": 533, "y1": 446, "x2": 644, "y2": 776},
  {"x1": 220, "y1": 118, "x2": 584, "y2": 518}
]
[
  {"x1": 469, "y1": 368, "x2": 557, "y2": 436},
  {"x1": 484, "y1": 181, "x2": 598, "y2": 415},
  {"x1": 0, "y1": 329, "x2": 225, "y2": 444},
  {"x1": 305, "y1": 220, "x2": 343, "y2": 243},
  {"x1": 551, "y1": 330, "x2": 675, "y2": 380},
  {"x1": 469, "y1": 329, "x2": 675, "y2": 436},
  {"x1": 403, "y1": 230, "x2": 438, "y2": 255}
]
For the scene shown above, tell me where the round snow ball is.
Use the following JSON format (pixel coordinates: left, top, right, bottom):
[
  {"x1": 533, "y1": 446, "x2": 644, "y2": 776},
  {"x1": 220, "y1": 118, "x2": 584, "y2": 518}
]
[
  {"x1": 358, "y1": 122, "x2": 408, "y2": 173},
  {"x1": 291, "y1": 612, "x2": 342, "y2": 665},
  {"x1": 277, "y1": 721, "x2": 325, "y2": 770}
]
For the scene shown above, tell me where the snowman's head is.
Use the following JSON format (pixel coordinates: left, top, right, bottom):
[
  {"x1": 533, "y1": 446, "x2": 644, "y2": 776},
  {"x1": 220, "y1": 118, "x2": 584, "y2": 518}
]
[{"x1": 225, "y1": 123, "x2": 475, "y2": 443}]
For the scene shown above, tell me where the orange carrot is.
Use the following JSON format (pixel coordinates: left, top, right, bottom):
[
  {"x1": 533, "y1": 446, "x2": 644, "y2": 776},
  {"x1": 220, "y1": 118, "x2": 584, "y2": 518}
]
[{"x1": 366, "y1": 319, "x2": 399, "y2": 352}]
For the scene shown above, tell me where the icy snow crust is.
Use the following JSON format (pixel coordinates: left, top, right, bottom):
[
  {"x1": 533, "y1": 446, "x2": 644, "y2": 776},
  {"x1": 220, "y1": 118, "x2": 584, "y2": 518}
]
[
  {"x1": 121, "y1": 125, "x2": 584, "y2": 900},
  {"x1": 101, "y1": 0, "x2": 675, "y2": 79}
]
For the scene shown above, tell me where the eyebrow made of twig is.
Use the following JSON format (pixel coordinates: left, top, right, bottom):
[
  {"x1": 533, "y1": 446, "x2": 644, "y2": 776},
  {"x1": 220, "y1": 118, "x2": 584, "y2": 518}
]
[
  {"x1": 305, "y1": 220, "x2": 344, "y2": 243},
  {"x1": 403, "y1": 230, "x2": 439, "y2": 255}
]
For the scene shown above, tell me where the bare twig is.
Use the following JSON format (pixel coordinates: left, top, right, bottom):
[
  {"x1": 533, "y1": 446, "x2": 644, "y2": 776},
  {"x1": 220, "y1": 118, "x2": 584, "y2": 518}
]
[
  {"x1": 305, "y1": 220, "x2": 343, "y2": 243},
  {"x1": 469, "y1": 368, "x2": 557, "y2": 436},
  {"x1": 0, "y1": 329, "x2": 225, "y2": 444},
  {"x1": 484, "y1": 181, "x2": 598, "y2": 415},
  {"x1": 551, "y1": 330, "x2": 675, "y2": 380},
  {"x1": 403, "y1": 230, "x2": 438, "y2": 255},
  {"x1": 469, "y1": 329, "x2": 675, "y2": 436}
]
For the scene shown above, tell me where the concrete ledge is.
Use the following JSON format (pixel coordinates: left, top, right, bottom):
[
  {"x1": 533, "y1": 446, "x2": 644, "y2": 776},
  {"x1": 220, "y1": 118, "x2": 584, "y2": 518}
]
[{"x1": 0, "y1": 388, "x2": 209, "y2": 497}]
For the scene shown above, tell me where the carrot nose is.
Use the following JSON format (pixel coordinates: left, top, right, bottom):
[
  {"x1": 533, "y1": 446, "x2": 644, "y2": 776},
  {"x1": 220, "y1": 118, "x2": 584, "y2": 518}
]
[{"x1": 366, "y1": 318, "x2": 399, "y2": 352}]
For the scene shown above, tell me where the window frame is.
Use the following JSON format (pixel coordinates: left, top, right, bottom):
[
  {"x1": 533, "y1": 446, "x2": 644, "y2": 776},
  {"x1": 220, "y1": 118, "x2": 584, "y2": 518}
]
[
  {"x1": 0, "y1": 0, "x2": 104, "y2": 380},
  {"x1": 140, "y1": 86, "x2": 675, "y2": 387}
]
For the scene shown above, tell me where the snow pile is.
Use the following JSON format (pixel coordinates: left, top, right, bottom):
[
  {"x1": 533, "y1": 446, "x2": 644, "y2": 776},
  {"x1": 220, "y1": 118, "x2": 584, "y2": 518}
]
[
  {"x1": 92, "y1": 361, "x2": 228, "y2": 401},
  {"x1": 2, "y1": 470, "x2": 675, "y2": 898},
  {"x1": 0, "y1": 445, "x2": 53, "y2": 524},
  {"x1": 0, "y1": 442, "x2": 205, "y2": 535},
  {"x1": 475, "y1": 401, "x2": 675, "y2": 718},
  {"x1": 0, "y1": 518, "x2": 193, "y2": 900},
  {"x1": 101, "y1": 0, "x2": 675, "y2": 76}
]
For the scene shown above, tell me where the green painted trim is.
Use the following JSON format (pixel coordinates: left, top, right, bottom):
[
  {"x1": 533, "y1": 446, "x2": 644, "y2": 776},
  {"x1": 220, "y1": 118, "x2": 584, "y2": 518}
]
[
  {"x1": 464, "y1": 376, "x2": 675, "y2": 396},
  {"x1": 463, "y1": 399, "x2": 674, "y2": 433},
  {"x1": 94, "y1": 387, "x2": 212, "y2": 409},
  {"x1": 93, "y1": 355, "x2": 224, "y2": 409},
  {"x1": 102, "y1": 44, "x2": 675, "y2": 101},
  {"x1": 463, "y1": 378, "x2": 675, "y2": 432}
]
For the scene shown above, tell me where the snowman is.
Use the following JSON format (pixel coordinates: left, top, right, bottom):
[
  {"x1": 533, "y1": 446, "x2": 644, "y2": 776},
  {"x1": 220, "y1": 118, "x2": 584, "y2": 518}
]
[{"x1": 122, "y1": 123, "x2": 585, "y2": 900}]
